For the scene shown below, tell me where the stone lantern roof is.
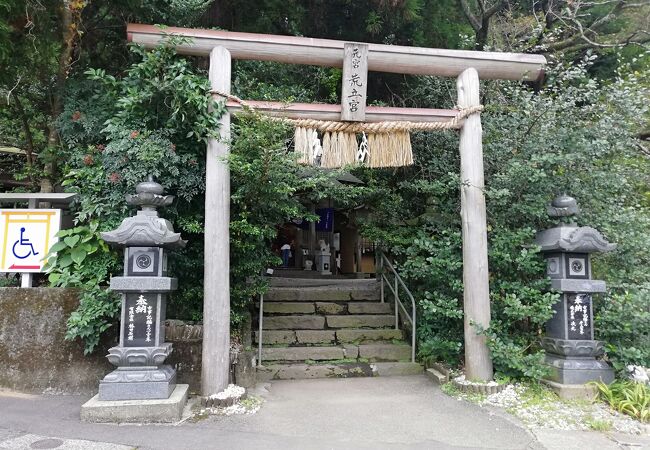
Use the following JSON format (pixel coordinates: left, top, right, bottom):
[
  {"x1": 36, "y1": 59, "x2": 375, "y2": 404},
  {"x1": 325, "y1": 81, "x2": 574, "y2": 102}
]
[
  {"x1": 535, "y1": 195, "x2": 616, "y2": 254},
  {"x1": 101, "y1": 177, "x2": 187, "y2": 249}
]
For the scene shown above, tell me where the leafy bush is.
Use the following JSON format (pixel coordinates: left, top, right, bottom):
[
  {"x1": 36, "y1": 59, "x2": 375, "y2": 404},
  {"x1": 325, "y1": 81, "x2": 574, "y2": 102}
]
[
  {"x1": 229, "y1": 112, "x2": 366, "y2": 323},
  {"x1": 361, "y1": 55, "x2": 650, "y2": 378},
  {"x1": 595, "y1": 291, "x2": 650, "y2": 374},
  {"x1": 593, "y1": 380, "x2": 650, "y2": 422},
  {"x1": 54, "y1": 40, "x2": 365, "y2": 349},
  {"x1": 44, "y1": 224, "x2": 121, "y2": 353},
  {"x1": 52, "y1": 40, "x2": 224, "y2": 351}
]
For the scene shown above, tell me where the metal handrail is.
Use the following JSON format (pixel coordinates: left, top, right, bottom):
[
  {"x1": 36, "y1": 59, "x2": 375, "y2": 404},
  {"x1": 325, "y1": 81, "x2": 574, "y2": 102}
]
[{"x1": 378, "y1": 250, "x2": 416, "y2": 363}]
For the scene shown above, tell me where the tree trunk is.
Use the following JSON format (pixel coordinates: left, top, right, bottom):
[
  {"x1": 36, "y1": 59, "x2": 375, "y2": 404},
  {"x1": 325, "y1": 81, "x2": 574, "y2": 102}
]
[
  {"x1": 12, "y1": 95, "x2": 35, "y2": 169},
  {"x1": 41, "y1": 0, "x2": 78, "y2": 194}
]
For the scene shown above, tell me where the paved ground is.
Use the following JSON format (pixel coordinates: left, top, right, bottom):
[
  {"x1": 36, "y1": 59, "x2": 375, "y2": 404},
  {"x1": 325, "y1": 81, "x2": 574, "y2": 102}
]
[{"x1": 0, "y1": 376, "x2": 647, "y2": 450}]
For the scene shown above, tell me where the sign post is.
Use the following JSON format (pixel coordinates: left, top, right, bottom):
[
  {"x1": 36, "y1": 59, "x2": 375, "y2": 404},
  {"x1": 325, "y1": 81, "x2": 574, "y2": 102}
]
[
  {"x1": 0, "y1": 193, "x2": 76, "y2": 287},
  {"x1": 0, "y1": 209, "x2": 61, "y2": 286}
]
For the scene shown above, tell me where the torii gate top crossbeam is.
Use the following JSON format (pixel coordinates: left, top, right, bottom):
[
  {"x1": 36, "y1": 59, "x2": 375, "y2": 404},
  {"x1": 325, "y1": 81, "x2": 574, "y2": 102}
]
[{"x1": 127, "y1": 24, "x2": 546, "y2": 82}]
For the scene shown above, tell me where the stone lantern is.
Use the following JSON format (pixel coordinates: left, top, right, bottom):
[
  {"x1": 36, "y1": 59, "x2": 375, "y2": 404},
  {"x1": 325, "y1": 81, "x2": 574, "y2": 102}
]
[
  {"x1": 535, "y1": 194, "x2": 616, "y2": 387},
  {"x1": 97, "y1": 177, "x2": 186, "y2": 401}
]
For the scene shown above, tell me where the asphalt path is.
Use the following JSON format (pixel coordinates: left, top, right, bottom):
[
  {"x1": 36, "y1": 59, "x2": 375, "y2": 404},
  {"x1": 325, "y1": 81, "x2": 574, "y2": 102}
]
[{"x1": 0, "y1": 376, "x2": 571, "y2": 450}]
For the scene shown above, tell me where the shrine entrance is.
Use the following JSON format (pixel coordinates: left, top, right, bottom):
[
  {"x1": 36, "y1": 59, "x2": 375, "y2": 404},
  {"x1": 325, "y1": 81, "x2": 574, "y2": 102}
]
[{"x1": 127, "y1": 24, "x2": 546, "y2": 397}]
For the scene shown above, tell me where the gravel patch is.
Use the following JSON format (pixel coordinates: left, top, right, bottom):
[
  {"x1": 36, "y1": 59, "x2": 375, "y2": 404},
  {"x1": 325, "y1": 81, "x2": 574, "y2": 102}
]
[
  {"x1": 195, "y1": 395, "x2": 263, "y2": 417},
  {"x1": 454, "y1": 374, "x2": 499, "y2": 387},
  {"x1": 208, "y1": 384, "x2": 245, "y2": 400},
  {"x1": 448, "y1": 382, "x2": 648, "y2": 435}
]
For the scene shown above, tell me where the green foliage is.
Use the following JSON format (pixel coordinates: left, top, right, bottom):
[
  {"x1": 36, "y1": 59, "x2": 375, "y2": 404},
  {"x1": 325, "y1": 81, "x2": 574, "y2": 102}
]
[
  {"x1": 480, "y1": 228, "x2": 557, "y2": 379},
  {"x1": 45, "y1": 224, "x2": 115, "y2": 285},
  {"x1": 233, "y1": 61, "x2": 341, "y2": 103},
  {"x1": 229, "y1": 114, "x2": 308, "y2": 321},
  {"x1": 586, "y1": 418, "x2": 613, "y2": 432},
  {"x1": 228, "y1": 112, "x2": 365, "y2": 323},
  {"x1": 54, "y1": 39, "x2": 364, "y2": 348},
  {"x1": 0, "y1": 275, "x2": 18, "y2": 287},
  {"x1": 595, "y1": 291, "x2": 650, "y2": 373},
  {"x1": 361, "y1": 55, "x2": 650, "y2": 379},
  {"x1": 52, "y1": 40, "x2": 224, "y2": 351},
  {"x1": 44, "y1": 224, "x2": 121, "y2": 354},
  {"x1": 592, "y1": 381, "x2": 650, "y2": 422}
]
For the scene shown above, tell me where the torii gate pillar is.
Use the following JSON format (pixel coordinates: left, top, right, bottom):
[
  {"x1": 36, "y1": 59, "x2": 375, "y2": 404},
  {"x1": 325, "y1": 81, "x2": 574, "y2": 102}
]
[
  {"x1": 457, "y1": 68, "x2": 493, "y2": 381},
  {"x1": 202, "y1": 46, "x2": 232, "y2": 396}
]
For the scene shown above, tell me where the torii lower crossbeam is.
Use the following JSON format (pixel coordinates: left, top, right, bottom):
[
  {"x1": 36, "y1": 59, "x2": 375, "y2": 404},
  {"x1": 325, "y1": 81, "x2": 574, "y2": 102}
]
[{"x1": 224, "y1": 100, "x2": 459, "y2": 123}]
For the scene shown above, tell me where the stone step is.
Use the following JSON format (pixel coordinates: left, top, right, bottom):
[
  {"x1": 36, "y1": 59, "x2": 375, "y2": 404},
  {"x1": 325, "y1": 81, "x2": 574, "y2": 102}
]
[
  {"x1": 370, "y1": 362, "x2": 423, "y2": 376},
  {"x1": 295, "y1": 330, "x2": 336, "y2": 345},
  {"x1": 257, "y1": 362, "x2": 423, "y2": 381},
  {"x1": 359, "y1": 343, "x2": 412, "y2": 362},
  {"x1": 260, "y1": 344, "x2": 412, "y2": 363},
  {"x1": 257, "y1": 363, "x2": 373, "y2": 381},
  {"x1": 335, "y1": 329, "x2": 404, "y2": 343},
  {"x1": 270, "y1": 277, "x2": 379, "y2": 288},
  {"x1": 426, "y1": 367, "x2": 448, "y2": 385},
  {"x1": 262, "y1": 301, "x2": 393, "y2": 315},
  {"x1": 347, "y1": 302, "x2": 392, "y2": 314},
  {"x1": 326, "y1": 315, "x2": 394, "y2": 329},
  {"x1": 255, "y1": 329, "x2": 403, "y2": 345},
  {"x1": 314, "y1": 302, "x2": 346, "y2": 315},
  {"x1": 265, "y1": 287, "x2": 380, "y2": 302},
  {"x1": 255, "y1": 330, "x2": 338, "y2": 345},
  {"x1": 255, "y1": 330, "x2": 297, "y2": 345},
  {"x1": 263, "y1": 302, "x2": 316, "y2": 314},
  {"x1": 261, "y1": 346, "x2": 348, "y2": 361},
  {"x1": 263, "y1": 315, "x2": 325, "y2": 330},
  {"x1": 260, "y1": 315, "x2": 398, "y2": 334}
]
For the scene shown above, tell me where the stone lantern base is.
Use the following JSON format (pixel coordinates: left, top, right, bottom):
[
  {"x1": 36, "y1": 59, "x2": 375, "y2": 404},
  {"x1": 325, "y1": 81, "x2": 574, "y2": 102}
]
[
  {"x1": 541, "y1": 337, "x2": 615, "y2": 386},
  {"x1": 98, "y1": 344, "x2": 177, "y2": 401},
  {"x1": 81, "y1": 384, "x2": 189, "y2": 423}
]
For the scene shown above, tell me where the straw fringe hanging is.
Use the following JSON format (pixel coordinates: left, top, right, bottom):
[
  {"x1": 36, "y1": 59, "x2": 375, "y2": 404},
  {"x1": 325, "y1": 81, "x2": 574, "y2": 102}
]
[
  {"x1": 341, "y1": 132, "x2": 358, "y2": 166},
  {"x1": 298, "y1": 127, "x2": 414, "y2": 168},
  {"x1": 294, "y1": 127, "x2": 309, "y2": 164},
  {"x1": 213, "y1": 90, "x2": 482, "y2": 169}
]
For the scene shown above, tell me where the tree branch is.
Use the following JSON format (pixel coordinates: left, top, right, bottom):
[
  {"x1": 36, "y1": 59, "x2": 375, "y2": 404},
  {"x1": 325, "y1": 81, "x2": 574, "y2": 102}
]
[
  {"x1": 12, "y1": 95, "x2": 35, "y2": 168},
  {"x1": 42, "y1": 0, "x2": 85, "y2": 194},
  {"x1": 484, "y1": 0, "x2": 506, "y2": 18},
  {"x1": 541, "y1": 0, "x2": 648, "y2": 52},
  {"x1": 459, "y1": 0, "x2": 481, "y2": 32}
]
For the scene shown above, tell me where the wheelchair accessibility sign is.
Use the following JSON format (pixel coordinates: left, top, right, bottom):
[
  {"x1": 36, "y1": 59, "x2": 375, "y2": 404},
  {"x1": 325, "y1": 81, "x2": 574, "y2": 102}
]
[{"x1": 0, "y1": 209, "x2": 61, "y2": 273}]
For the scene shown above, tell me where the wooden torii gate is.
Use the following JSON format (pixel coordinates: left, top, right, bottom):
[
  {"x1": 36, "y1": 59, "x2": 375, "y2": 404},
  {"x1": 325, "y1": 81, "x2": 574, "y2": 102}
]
[{"x1": 127, "y1": 24, "x2": 546, "y2": 396}]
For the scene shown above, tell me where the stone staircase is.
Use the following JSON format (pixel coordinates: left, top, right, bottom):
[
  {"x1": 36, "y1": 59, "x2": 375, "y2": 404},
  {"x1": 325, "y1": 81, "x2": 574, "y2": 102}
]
[{"x1": 256, "y1": 277, "x2": 422, "y2": 380}]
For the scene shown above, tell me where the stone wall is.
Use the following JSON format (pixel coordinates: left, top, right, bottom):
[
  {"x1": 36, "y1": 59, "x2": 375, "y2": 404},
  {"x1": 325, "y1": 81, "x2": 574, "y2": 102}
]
[
  {"x1": 0, "y1": 288, "x2": 113, "y2": 394},
  {"x1": 166, "y1": 339, "x2": 202, "y2": 391},
  {"x1": 0, "y1": 288, "x2": 256, "y2": 395},
  {"x1": 164, "y1": 321, "x2": 257, "y2": 391}
]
